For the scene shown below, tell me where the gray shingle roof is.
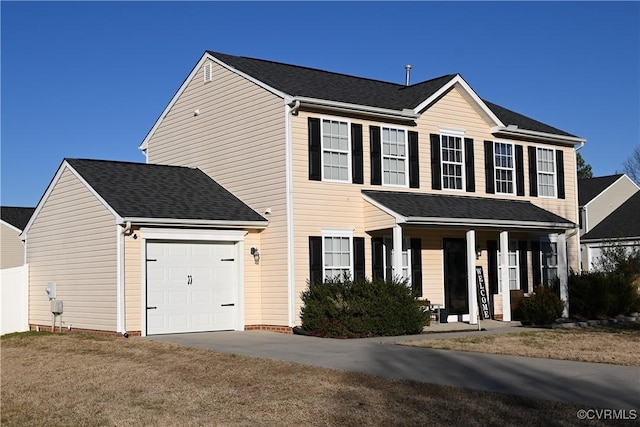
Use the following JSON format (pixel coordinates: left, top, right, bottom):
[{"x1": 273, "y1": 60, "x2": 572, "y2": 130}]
[
  {"x1": 582, "y1": 191, "x2": 640, "y2": 241},
  {"x1": 363, "y1": 190, "x2": 573, "y2": 227},
  {"x1": 209, "y1": 51, "x2": 577, "y2": 137},
  {"x1": 1, "y1": 206, "x2": 35, "y2": 230},
  {"x1": 578, "y1": 174, "x2": 624, "y2": 206},
  {"x1": 66, "y1": 159, "x2": 266, "y2": 223}
]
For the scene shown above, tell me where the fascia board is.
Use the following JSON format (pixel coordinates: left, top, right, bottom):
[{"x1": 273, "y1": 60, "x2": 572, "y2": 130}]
[
  {"x1": 581, "y1": 236, "x2": 640, "y2": 244},
  {"x1": 361, "y1": 194, "x2": 406, "y2": 223},
  {"x1": 412, "y1": 75, "x2": 504, "y2": 127},
  {"x1": 123, "y1": 217, "x2": 268, "y2": 229},
  {"x1": 492, "y1": 126, "x2": 586, "y2": 145},
  {"x1": 1, "y1": 220, "x2": 23, "y2": 234},
  {"x1": 403, "y1": 216, "x2": 574, "y2": 230},
  {"x1": 294, "y1": 97, "x2": 419, "y2": 121},
  {"x1": 20, "y1": 161, "x2": 121, "y2": 239}
]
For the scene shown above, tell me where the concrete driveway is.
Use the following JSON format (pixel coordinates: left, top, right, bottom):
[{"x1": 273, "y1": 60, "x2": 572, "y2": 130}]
[{"x1": 149, "y1": 327, "x2": 639, "y2": 410}]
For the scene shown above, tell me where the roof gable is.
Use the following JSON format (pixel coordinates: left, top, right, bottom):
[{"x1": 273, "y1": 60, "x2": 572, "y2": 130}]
[
  {"x1": 578, "y1": 174, "x2": 626, "y2": 206},
  {"x1": 64, "y1": 159, "x2": 266, "y2": 224},
  {"x1": 582, "y1": 191, "x2": 640, "y2": 241},
  {"x1": 0, "y1": 207, "x2": 35, "y2": 231}
]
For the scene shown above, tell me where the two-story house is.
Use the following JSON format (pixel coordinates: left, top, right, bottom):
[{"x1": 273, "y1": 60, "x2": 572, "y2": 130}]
[{"x1": 23, "y1": 51, "x2": 584, "y2": 336}]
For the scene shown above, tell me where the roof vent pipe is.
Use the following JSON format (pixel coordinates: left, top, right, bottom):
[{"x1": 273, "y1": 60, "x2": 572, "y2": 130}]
[{"x1": 405, "y1": 64, "x2": 412, "y2": 86}]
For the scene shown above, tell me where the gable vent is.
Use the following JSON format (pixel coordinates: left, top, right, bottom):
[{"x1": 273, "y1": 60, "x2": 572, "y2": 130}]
[{"x1": 203, "y1": 63, "x2": 212, "y2": 83}]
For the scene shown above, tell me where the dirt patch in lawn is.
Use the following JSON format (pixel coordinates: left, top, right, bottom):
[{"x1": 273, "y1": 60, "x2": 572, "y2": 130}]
[
  {"x1": 402, "y1": 324, "x2": 640, "y2": 367},
  {"x1": 1, "y1": 332, "x2": 627, "y2": 426}
]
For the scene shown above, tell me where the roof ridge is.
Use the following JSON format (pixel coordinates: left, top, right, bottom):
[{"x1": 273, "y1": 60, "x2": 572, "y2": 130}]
[
  {"x1": 66, "y1": 158, "x2": 200, "y2": 171},
  {"x1": 208, "y1": 50, "x2": 456, "y2": 89},
  {"x1": 578, "y1": 173, "x2": 623, "y2": 181}
]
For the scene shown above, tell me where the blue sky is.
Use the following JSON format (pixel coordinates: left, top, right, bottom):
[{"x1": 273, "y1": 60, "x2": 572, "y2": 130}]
[{"x1": 2, "y1": 1, "x2": 639, "y2": 207}]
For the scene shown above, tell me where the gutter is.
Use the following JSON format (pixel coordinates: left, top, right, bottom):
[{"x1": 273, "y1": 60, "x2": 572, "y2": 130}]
[
  {"x1": 120, "y1": 218, "x2": 269, "y2": 229},
  {"x1": 492, "y1": 126, "x2": 586, "y2": 145},
  {"x1": 403, "y1": 216, "x2": 575, "y2": 230},
  {"x1": 290, "y1": 96, "x2": 419, "y2": 122}
]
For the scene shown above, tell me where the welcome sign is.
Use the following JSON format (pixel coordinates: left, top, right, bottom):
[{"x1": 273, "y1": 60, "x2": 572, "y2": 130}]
[{"x1": 475, "y1": 266, "x2": 491, "y2": 320}]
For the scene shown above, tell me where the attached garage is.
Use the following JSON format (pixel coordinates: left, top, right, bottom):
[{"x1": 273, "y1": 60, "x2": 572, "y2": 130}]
[
  {"x1": 23, "y1": 159, "x2": 267, "y2": 337},
  {"x1": 146, "y1": 241, "x2": 240, "y2": 335}
]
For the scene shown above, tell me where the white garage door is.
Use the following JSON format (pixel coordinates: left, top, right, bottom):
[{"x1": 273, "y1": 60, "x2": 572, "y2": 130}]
[{"x1": 146, "y1": 241, "x2": 238, "y2": 335}]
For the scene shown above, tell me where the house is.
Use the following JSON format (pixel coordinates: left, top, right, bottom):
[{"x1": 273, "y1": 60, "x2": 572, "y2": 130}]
[
  {"x1": 24, "y1": 51, "x2": 585, "y2": 336},
  {"x1": 1, "y1": 206, "x2": 34, "y2": 269},
  {"x1": 577, "y1": 174, "x2": 639, "y2": 271},
  {"x1": 581, "y1": 189, "x2": 640, "y2": 271}
]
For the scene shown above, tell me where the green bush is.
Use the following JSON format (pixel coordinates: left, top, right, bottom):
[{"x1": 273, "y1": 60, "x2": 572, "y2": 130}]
[
  {"x1": 569, "y1": 271, "x2": 640, "y2": 318},
  {"x1": 300, "y1": 275, "x2": 429, "y2": 338},
  {"x1": 522, "y1": 286, "x2": 564, "y2": 326}
]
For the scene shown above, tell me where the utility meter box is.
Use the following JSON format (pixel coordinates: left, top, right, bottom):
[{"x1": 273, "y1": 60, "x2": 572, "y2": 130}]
[
  {"x1": 46, "y1": 282, "x2": 56, "y2": 300},
  {"x1": 51, "y1": 300, "x2": 63, "y2": 315}
]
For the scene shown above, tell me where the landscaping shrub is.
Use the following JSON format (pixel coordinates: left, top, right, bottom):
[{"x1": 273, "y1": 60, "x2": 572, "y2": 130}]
[
  {"x1": 569, "y1": 271, "x2": 640, "y2": 318},
  {"x1": 300, "y1": 275, "x2": 429, "y2": 338},
  {"x1": 521, "y1": 286, "x2": 564, "y2": 326}
]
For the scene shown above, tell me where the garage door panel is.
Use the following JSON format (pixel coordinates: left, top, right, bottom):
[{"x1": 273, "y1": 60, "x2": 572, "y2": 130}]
[{"x1": 146, "y1": 241, "x2": 239, "y2": 335}]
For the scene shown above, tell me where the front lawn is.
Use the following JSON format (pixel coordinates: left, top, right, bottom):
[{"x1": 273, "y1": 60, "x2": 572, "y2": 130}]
[{"x1": 0, "y1": 332, "x2": 624, "y2": 426}]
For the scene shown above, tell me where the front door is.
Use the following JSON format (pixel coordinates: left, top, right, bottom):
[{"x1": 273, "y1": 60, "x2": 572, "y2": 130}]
[{"x1": 444, "y1": 238, "x2": 468, "y2": 316}]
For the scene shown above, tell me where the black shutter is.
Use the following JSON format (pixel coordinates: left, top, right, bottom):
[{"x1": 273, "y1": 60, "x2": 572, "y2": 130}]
[
  {"x1": 518, "y1": 240, "x2": 528, "y2": 292},
  {"x1": 556, "y1": 150, "x2": 565, "y2": 199},
  {"x1": 353, "y1": 237, "x2": 365, "y2": 281},
  {"x1": 531, "y1": 240, "x2": 542, "y2": 290},
  {"x1": 528, "y1": 146, "x2": 538, "y2": 197},
  {"x1": 308, "y1": 118, "x2": 321, "y2": 181},
  {"x1": 408, "y1": 131, "x2": 419, "y2": 188},
  {"x1": 351, "y1": 124, "x2": 363, "y2": 184},
  {"x1": 410, "y1": 238, "x2": 422, "y2": 297},
  {"x1": 430, "y1": 134, "x2": 441, "y2": 190},
  {"x1": 309, "y1": 236, "x2": 323, "y2": 284},
  {"x1": 464, "y1": 138, "x2": 475, "y2": 192},
  {"x1": 484, "y1": 141, "x2": 495, "y2": 194},
  {"x1": 515, "y1": 145, "x2": 525, "y2": 196},
  {"x1": 370, "y1": 126, "x2": 381, "y2": 185},
  {"x1": 371, "y1": 237, "x2": 384, "y2": 280},
  {"x1": 487, "y1": 240, "x2": 498, "y2": 318}
]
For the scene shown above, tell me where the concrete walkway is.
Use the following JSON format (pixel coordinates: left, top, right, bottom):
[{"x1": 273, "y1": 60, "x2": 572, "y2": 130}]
[{"x1": 149, "y1": 323, "x2": 640, "y2": 409}]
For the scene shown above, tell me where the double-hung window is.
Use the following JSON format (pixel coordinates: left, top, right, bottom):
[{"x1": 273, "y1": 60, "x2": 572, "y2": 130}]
[
  {"x1": 541, "y1": 239, "x2": 558, "y2": 287},
  {"x1": 382, "y1": 127, "x2": 407, "y2": 186},
  {"x1": 494, "y1": 142, "x2": 515, "y2": 194},
  {"x1": 323, "y1": 233, "x2": 352, "y2": 279},
  {"x1": 537, "y1": 147, "x2": 556, "y2": 197},
  {"x1": 498, "y1": 240, "x2": 520, "y2": 290},
  {"x1": 322, "y1": 119, "x2": 350, "y2": 182},
  {"x1": 383, "y1": 237, "x2": 411, "y2": 283},
  {"x1": 441, "y1": 135, "x2": 464, "y2": 190}
]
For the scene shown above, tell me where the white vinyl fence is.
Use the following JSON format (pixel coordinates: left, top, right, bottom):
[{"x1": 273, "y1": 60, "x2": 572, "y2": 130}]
[{"x1": 1, "y1": 264, "x2": 29, "y2": 335}]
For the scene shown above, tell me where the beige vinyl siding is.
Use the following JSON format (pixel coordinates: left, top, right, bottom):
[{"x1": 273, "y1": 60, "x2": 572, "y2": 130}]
[
  {"x1": 584, "y1": 176, "x2": 638, "y2": 233},
  {"x1": 124, "y1": 227, "x2": 142, "y2": 332},
  {"x1": 27, "y1": 168, "x2": 117, "y2": 331},
  {"x1": 1, "y1": 223, "x2": 24, "y2": 269},
  {"x1": 363, "y1": 201, "x2": 397, "y2": 231},
  {"x1": 243, "y1": 230, "x2": 262, "y2": 325},
  {"x1": 146, "y1": 59, "x2": 287, "y2": 325}
]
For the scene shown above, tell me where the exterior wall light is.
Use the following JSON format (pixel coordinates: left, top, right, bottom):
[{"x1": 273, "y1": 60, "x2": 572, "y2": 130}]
[
  {"x1": 250, "y1": 247, "x2": 260, "y2": 263},
  {"x1": 475, "y1": 245, "x2": 483, "y2": 259}
]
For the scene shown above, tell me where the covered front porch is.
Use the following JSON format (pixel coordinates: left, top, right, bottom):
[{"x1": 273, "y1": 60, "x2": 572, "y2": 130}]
[{"x1": 363, "y1": 190, "x2": 576, "y2": 323}]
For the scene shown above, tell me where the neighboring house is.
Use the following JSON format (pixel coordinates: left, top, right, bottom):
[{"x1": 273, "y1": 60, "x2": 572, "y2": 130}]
[
  {"x1": 577, "y1": 174, "x2": 639, "y2": 271},
  {"x1": 24, "y1": 51, "x2": 586, "y2": 336},
  {"x1": 1, "y1": 206, "x2": 34, "y2": 269},
  {"x1": 581, "y1": 191, "x2": 640, "y2": 271}
]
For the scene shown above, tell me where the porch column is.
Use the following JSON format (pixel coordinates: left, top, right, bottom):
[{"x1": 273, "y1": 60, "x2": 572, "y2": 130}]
[
  {"x1": 466, "y1": 230, "x2": 478, "y2": 324},
  {"x1": 392, "y1": 225, "x2": 403, "y2": 278},
  {"x1": 558, "y1": 232, "x2": 569, "y2": 317},
  {"x1": 499, "y1": 231, "x2": 511, "y2": 322}
]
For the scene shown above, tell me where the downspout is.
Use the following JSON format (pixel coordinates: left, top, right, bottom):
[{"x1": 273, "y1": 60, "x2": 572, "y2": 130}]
[
  {"x1": 574, "y1": 141, "x2": 586, "y2": 273},
  {"x1": 285, "y1": 102, "x2": 296, "y2": 327},
  {"x1": 117, "y1": 221, "x2": 131, "y2": 337}
]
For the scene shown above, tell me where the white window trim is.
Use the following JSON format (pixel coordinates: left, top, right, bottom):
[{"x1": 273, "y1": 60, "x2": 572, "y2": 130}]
[
  {"x1": 498, "y1": 240, "x2": 520, "y2": 290},
  {"x1": 440, "y1": 133, "x2": 466, "y2": 192},
  {"x1": 540, "y1": 235, "x2": 559, "y2": 286},
  {"x1": 320, "y1": 116, "x2": 352, "y2": 183},
  {"x1": 536, "y1": 146, "x2": 557, "y2": 198},
  {"x1": 381, "y1": 125, "x2": 409, "y2": 188},
  {"x1": 494, "y1": 141, "x2": 516, "y2": 195},
  {"x1": 382, "y1": 236, "x2": 412, "y2": 284},
  {"x1": 321, "y1": 228, "x2": 354, "y2": 279}
]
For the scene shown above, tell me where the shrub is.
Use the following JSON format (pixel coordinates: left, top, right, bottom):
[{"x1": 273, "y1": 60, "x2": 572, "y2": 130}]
[
  {"x1": 300, "y1": 275, "x2": 429, "y2": 338},
  {"x1": 569, "y1": 271, "x2": 640, "y2": 318},
  {"x1": 522, "y1": 286, "x2": 564, "y2": 326}
]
